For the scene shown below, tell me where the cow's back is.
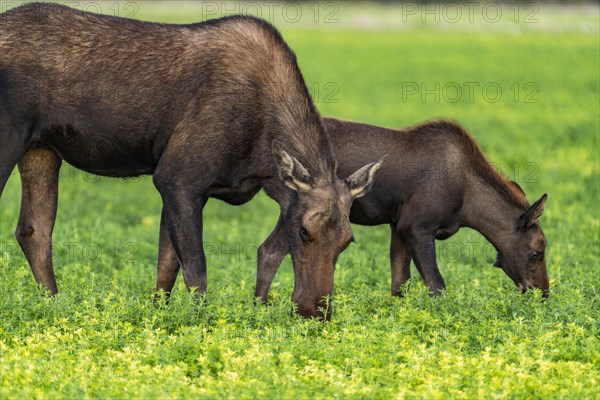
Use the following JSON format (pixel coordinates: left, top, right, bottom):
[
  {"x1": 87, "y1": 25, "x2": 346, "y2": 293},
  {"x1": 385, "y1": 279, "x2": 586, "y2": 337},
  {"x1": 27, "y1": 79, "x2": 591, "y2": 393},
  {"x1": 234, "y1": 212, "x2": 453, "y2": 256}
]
[{"x1": 0, "y1": 3, "x2": 306, "y2": 178}]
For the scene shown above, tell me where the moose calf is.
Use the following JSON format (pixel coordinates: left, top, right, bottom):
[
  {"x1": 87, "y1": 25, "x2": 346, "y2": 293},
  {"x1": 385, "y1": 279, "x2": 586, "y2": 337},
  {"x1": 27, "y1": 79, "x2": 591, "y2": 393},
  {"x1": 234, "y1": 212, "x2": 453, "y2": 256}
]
[{"x1": 255, "y1": 118, "x2": 549, "y2": 300}]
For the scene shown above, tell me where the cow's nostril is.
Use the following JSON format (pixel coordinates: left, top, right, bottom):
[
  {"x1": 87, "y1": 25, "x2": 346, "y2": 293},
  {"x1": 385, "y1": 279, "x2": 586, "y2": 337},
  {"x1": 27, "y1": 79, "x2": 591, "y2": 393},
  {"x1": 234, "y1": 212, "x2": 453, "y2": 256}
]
[{"x1": 294, "y1": 302, "x2": 331, "y2": 321}]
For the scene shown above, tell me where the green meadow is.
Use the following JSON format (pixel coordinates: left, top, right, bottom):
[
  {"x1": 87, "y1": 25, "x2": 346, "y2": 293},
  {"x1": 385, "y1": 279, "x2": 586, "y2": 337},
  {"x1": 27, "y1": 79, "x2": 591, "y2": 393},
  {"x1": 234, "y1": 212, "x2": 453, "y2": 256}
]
[{"x1": 0, "y1": 2, "x2": 598, "y2": 398}]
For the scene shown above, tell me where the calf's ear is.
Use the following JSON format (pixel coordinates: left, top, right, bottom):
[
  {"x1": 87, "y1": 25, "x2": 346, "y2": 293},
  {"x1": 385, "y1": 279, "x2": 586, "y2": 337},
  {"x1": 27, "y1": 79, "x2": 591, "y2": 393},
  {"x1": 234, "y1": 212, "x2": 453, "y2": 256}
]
[
  {"x1": 494, "y1": 252, "x2": 503, "y2": 268},
  {"x1": 345, "y1": 155, "x2": 388, "y2": 199},
  {"x1": 271, "y1": 140, "x2": 312, "y2": 192},
  {"x1": 519, "y1": 194, "x2": 547, "y2": 228}
]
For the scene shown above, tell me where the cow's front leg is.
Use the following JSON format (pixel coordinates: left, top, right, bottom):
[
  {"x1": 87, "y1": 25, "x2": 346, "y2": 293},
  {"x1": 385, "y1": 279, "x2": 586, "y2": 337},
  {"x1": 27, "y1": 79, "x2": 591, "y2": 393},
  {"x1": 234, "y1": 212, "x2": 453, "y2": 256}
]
[{"x1": 153, "y1": 175, "x2": 208, "y2": 295}]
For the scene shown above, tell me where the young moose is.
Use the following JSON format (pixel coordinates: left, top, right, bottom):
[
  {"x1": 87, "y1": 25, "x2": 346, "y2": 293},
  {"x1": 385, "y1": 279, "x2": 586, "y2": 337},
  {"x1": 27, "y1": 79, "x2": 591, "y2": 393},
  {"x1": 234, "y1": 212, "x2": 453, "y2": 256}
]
[
  {"x1": 0, "y1": 3, "x2": 385, "y2": 319},
  {"x1": 253, "y1": 118, "x2": 549, "y2": 300}
]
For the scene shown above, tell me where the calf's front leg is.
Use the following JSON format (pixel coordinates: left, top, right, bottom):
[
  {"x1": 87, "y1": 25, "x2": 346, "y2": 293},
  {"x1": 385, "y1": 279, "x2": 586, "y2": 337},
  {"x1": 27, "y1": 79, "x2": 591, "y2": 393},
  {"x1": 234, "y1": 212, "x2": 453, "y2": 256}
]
[
  {"x1": 255, "y1": 214, "x2": 289, "y2": 303},
  {"x1": 403, "y1": 227, "x2": 446, "y2": 295}
]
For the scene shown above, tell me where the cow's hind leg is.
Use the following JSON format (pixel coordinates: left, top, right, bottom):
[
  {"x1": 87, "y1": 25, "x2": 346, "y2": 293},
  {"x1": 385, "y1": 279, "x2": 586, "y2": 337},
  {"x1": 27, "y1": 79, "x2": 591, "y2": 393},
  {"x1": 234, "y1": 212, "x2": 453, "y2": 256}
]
[
  {"x1": 15, "y1": 147, "x2": 62, "y2": 294},
  {"x1": 0, "y1": 127, "x2": 30, "y2": 197}
]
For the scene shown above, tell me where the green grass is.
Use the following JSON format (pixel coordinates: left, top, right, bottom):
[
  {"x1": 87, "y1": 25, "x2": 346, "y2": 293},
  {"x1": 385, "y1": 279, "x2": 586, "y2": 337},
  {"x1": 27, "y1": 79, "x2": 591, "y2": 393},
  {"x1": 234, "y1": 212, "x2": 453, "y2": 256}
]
[{"x1": 1, "y1": 3, "x2": 599, "y2": 399}]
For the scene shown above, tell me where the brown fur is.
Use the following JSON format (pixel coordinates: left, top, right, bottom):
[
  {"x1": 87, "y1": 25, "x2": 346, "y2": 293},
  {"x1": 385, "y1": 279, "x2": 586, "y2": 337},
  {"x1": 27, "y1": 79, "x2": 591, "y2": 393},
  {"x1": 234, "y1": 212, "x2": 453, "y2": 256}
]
[
  {"x1": 255, "y1": 117, "x2": 549, "y2": 298},
  {"x1": 411, "y1": 120, "x2": 529, "y2": 210},
  {"x1": 0, "y1": 3, "x2": 385, "y2": 319}
]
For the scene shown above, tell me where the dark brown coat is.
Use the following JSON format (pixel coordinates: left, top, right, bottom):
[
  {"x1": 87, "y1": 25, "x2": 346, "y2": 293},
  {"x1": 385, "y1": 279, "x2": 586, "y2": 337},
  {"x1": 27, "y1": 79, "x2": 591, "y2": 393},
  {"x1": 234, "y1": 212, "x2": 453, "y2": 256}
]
[
  {"x1": 255, "y1": 118, "x2": 549, "y2": 300},
  {"x1": 0, "y1": 3, "x2": 384, "y2": 319}
]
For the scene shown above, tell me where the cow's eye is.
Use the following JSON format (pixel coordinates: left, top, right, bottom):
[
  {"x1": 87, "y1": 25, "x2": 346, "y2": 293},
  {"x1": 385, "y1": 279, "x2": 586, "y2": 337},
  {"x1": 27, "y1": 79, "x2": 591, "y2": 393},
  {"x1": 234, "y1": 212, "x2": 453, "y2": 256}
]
[
  {"x1": 300, "y1": 227, "x2": 309, "y2": 240},
  {"x1": 531, "y1": 251, "x2": 542, "y2": 260}
]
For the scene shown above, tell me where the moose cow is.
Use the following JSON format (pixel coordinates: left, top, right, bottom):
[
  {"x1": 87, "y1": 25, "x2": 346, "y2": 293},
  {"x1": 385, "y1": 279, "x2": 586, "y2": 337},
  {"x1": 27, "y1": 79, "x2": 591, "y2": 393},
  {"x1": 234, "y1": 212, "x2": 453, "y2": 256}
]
[
  {"x1": 253, "y1": 118, "x2": 549, "y2": 300},
  {"x1": 0, "y1": 3, "x2": 385, "y2": 319}
]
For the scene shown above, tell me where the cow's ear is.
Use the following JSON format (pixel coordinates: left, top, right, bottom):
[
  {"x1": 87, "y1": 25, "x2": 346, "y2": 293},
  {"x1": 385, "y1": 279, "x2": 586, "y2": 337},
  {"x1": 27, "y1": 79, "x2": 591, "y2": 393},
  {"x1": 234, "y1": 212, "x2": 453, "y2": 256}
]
[
  {"x1": 345, "y1": 155, "x2": 387, "y2": 199},
  {"x1": 272, "y1": 140, "x2": 312, "y2": 192}
]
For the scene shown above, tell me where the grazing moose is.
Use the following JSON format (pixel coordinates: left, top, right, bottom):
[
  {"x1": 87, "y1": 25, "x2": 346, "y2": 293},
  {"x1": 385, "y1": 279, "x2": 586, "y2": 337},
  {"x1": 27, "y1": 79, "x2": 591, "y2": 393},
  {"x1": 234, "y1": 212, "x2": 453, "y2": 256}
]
[
  {"x1": 0, "y1": 3, "x2": 385, "y2": 319},
  {"x1": 254, "y1": 118, "x2": 549, "y2": 301}
]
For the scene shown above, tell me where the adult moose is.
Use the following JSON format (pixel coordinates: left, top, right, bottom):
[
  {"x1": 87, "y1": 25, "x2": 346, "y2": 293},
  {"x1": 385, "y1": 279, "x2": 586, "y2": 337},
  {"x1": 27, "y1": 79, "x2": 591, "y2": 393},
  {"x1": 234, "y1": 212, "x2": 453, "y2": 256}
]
[
  {"x1": 0, "y1": 3, "x2": 385, "y2": 319},
  {"x1": 254, "y1": 118, "x2": 549, "y2": 301}
]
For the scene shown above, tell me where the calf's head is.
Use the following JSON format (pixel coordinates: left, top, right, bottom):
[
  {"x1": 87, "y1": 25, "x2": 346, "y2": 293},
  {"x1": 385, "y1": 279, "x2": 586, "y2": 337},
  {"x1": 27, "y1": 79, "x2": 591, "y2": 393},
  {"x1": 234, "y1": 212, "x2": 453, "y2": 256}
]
[
  {"x1": 272, "y1": 142, "x2": 386, "y2": 320},
  {"x1": 494, "y1": 194, "x2": 549, "y2": 297}
]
